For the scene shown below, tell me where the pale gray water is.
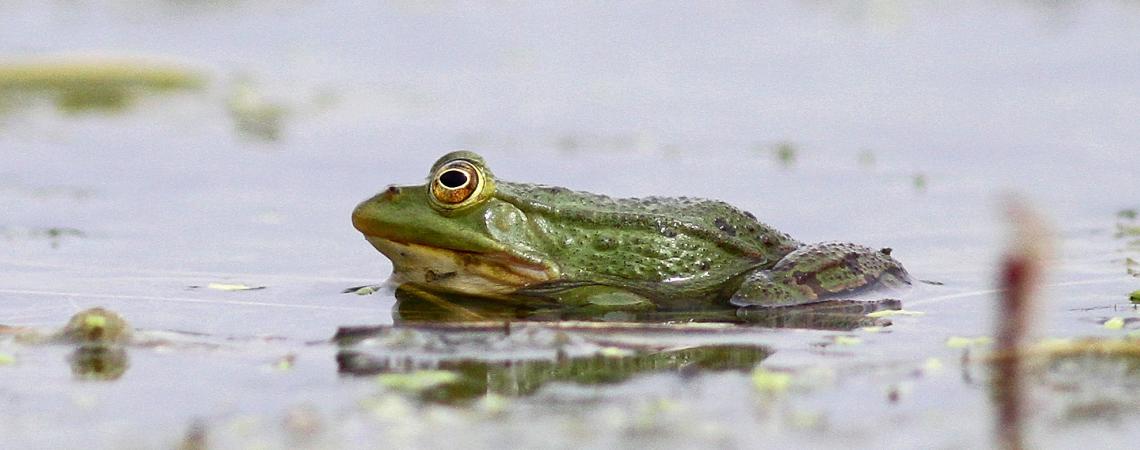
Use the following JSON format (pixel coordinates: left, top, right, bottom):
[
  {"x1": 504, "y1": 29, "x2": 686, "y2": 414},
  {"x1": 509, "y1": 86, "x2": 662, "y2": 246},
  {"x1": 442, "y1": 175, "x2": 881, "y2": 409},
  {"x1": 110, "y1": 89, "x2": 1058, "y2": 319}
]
[{"x1": 2, "y1": 1, "x2": 1139, "y2": 448}]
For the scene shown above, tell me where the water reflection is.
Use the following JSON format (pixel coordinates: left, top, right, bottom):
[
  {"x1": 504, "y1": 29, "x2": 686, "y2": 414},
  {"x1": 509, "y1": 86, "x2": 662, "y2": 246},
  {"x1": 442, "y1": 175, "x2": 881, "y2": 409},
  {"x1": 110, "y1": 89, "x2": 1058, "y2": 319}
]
[
  {"x1": 69, "y1": 346, "x2": 129, "y2": 381},
  {"x1": 389, "y1": 284, "x2": 898, "y2": 331},
  {"x1": 338, "y1": 336, "x2": 769, "y2": 403}
]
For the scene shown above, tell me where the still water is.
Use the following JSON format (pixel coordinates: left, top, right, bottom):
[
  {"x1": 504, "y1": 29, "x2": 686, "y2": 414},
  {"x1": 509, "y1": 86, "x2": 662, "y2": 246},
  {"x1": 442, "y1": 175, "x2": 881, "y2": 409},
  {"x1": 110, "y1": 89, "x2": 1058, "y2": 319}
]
[{"x1": 2, "y1": 1, "x2": 1139, "y2": 448}]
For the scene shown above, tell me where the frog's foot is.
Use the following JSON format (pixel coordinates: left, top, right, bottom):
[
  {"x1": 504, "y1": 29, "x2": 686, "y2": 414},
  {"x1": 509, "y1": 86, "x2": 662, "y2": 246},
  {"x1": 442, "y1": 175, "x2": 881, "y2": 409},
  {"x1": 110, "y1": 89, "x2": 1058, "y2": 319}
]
[
  {"x1": 736, "y1": 299, "x2": 901, "y2": 330},
  {"x1": 729, "y1": 242, "x2": 910, "y2": 308}
]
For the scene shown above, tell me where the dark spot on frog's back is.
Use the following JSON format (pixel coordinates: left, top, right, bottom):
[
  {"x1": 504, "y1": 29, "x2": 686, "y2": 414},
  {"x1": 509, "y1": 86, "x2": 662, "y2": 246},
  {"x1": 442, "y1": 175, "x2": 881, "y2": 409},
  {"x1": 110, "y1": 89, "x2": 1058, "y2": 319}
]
[{"x1": 713, "y1": 217, "x2": 736, "y2": 236}]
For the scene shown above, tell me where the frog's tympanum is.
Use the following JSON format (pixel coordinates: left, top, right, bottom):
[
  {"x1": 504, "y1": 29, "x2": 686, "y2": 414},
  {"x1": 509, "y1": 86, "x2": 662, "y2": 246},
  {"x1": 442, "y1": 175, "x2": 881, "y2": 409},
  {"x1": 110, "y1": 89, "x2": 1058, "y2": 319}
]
[{"x1": 352, "y1": 151, "x2": 910, "y2": 314}]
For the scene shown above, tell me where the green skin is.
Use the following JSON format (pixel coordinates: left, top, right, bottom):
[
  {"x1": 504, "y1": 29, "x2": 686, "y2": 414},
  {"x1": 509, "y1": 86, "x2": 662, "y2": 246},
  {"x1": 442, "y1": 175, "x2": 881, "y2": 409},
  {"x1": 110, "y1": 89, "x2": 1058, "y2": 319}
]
[{"x1": 352, "y1": 151, "x2": 910, "y2": 311}]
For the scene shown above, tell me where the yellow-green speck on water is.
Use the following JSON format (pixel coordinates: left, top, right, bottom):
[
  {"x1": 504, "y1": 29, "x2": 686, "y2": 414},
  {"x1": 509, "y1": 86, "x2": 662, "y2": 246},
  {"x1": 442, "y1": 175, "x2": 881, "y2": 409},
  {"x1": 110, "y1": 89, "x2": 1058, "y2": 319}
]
[
  {"x1": 1130, "y1": 290, "x2": 1140, "y2": 304},
  {"x1": 377, "y1": 370, "x2": 461, "y2": 393},
  {"x1": 912, "y1": 173, "x2": 928, "y2": 192},
  {"x1": 1103, "y1": 317, "x2": 1125, "y2": 330},
  {"x1": 751, "y1": 367, "x2": 792, "y2": 393},
  {"x1": 773, "y1": 141, "x2": 797, "y2": 167}
]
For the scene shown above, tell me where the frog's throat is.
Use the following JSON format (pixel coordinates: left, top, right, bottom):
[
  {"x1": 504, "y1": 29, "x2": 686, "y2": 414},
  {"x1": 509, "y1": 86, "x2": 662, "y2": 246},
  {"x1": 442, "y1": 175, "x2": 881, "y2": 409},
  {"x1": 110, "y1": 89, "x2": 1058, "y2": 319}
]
[{"x1": 364, "y1": 236, "x2": 559, "y2": 296}]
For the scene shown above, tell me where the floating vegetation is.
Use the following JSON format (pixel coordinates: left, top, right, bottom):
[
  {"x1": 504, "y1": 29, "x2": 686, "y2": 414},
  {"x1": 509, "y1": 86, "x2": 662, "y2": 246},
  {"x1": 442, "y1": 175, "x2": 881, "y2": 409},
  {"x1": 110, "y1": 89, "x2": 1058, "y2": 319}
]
[
  {"x1": 1130, "y1": 290, "x2": 1140, "y2": 304},
  {"x1": 750, "y1": 367, "x2": 792, "y2": 393},
  {"x1": 227, "y1": 79, "x2": 288, "y2": 142},
  {"x1": 756, "y1": 141, "x2": 798, "y2": 167},
  {"x1": 912, "y1": 173, "x2": 928, "y2": 192},
  {"x1": 1103, "y1": 317, "x2": 1126, "y2": 330},
  {"x1": 0, "y1": 226, "x2": 86, "y2": 248},
  {"x1": 0, "y1": 55, "x2": 204, "y2": 114},
  {"x1": 59, "y1": 307, "x2": 132, "y2": 345},
  {"x1": 857, "y1": 148, "x2": 876, "y2": 167},
  {"x1": 1114, "y1": 208, "x2": 1140, "y2": 276},
  {"x1": 194, "y1": 282, "x2": 267, "y2": 292}
]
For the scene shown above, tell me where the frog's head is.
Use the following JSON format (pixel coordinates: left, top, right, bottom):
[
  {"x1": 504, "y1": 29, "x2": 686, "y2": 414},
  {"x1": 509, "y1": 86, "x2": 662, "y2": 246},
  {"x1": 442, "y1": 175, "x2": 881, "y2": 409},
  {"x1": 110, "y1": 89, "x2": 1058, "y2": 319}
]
[{"x1": 352, "y1": 151, "x2": 558, "y2": 295}]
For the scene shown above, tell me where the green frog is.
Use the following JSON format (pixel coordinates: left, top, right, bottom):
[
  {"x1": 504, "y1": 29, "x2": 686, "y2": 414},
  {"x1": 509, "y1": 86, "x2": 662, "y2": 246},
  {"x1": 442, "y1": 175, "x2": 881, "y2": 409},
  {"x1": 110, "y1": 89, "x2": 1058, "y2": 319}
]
[{"x1": 352, "y1": 151, "x2": 909, "y2": 314}]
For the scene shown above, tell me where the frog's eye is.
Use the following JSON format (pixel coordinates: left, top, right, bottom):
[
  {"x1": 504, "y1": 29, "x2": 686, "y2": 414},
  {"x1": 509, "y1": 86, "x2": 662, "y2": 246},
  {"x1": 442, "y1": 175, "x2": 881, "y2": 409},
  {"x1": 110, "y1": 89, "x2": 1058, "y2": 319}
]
[{"x1": 430, "y1": 160, "x2": 481, "y2": 207}]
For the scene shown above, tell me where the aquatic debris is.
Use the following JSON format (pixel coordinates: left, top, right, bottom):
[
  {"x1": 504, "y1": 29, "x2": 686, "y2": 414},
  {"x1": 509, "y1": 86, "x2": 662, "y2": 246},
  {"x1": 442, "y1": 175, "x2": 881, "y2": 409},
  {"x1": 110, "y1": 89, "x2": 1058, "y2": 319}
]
[
  {"x1": 227, "y1": 79, "x2": 287, "y2": 142},
  {"x1": 0, "y1": 226, "x2": 85, "y2": 248},
  {"x1": 0, "y1": 55, "x2": 203, "y2": 113},
  {"x1": 598, "y1": 346, "x2": 635, "y2": 358},
  {"x1": 1031, "y1": 337, "x2": 1140, "y2": 358},
  {"x1": 1119, "y1": 209, "x2": 1138, "y2": 220},
  {"x1": 865, "y1": 309, "x2": 924, "y2": 318},
  {"x1": 178, "y1": 419, "x2": 208, "y2": 450},
  {"x1": 344, "y1": 284, "x2": 382, "y2": 295},
  {"x1": 274, "y1": 354, "x2": 296, "y2": 371},
  {"x1": 773, "y1": 141, "x2": 797, "y2": 167},
  {"x1": 59, "y1": 307, "x2": 131, "y2": 345},
  {"x1": 1130, "y1": 290, "x2": 1140, "y2": 304},
  {"x1": 475, "y1": 394, "x2": 509, "y2": 415},
  {"x1": 991, "y1": 197, "x2": 1051, "y2": 450},
  {"x1": 755, "y1": 141, "x2": 798, "y2": 167},
  {"x1": 912, "y1": 173, "x2": 927, "y2": 192},
  {"x1": 0, "y1": 352, "x2": 14, "y2": 365},
  {"x1": 193, "y1": 282, "x2": 266, "y2": 291},
  {"x1": 377, "y1": 370, "x2": 461, "y2": 393},
  {"x1": 1103, "y1": 317, "x2": 1126, "y2": 330},
  {"x1": 831, "y1": 335, "x2": 862, "y2": 346},
  {"x1": 282, "y1": 405, "x2": 323, "y2": 441},
  {"x1": 923, "y1": 357, "x2": 944, "y2": 375},
  {"x1": 857, "y1": 149, "x2": 876, "y2": 167},
  {"x1": 750, "y1": 367, "x2": 791, "y2": 393}
]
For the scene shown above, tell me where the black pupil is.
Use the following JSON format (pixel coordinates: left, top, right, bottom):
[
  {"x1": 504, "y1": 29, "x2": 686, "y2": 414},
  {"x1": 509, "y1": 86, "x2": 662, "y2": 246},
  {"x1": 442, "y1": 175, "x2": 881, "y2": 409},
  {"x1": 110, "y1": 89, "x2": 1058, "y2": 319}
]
[{"x1": 439, "y1": 170, "x2": 469, "y2": 189}]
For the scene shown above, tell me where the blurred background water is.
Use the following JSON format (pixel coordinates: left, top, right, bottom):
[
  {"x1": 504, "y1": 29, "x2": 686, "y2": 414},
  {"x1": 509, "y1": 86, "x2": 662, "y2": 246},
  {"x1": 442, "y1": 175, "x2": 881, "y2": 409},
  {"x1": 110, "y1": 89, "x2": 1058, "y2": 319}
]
[{"x1": 1, "y1": 1, "x2": 1139, "y2": 448}]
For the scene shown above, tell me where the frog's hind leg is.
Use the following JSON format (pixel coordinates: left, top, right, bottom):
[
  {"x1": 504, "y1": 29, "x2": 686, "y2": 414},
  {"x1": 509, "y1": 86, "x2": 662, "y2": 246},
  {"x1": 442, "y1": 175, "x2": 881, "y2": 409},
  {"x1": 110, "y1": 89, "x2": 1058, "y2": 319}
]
[{"x1": 729, "y1": 242, "x2": 910, "y2": 308}]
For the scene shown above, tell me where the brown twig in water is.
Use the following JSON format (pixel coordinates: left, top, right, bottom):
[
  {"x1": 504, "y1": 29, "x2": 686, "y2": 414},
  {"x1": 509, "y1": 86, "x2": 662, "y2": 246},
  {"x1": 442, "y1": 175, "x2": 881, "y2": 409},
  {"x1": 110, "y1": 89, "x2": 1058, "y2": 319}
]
[{"x1": 993, "y1": 198, "x2": 1051, "y2": 450}]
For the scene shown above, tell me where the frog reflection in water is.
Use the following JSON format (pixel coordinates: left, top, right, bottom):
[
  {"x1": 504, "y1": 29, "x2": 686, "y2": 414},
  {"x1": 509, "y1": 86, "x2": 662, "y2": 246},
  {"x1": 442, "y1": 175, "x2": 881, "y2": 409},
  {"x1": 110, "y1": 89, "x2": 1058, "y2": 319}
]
[{"x1": 352, "y1": 151, "x2": 909, "y2": 322}]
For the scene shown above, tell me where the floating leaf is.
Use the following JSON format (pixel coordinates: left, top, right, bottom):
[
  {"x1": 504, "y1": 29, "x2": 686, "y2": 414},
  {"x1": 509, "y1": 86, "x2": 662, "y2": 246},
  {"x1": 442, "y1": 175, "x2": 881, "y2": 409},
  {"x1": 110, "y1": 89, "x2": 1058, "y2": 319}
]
[
  {"x1": 1103, "y1": 317, "x2": 1125, "y2": 330},
  {"x1": 204, "y1": 283, "x2": 265, "y2": 291},
  {"x1": 751, "y1": 367, "x2": 791, "y2": 393}
]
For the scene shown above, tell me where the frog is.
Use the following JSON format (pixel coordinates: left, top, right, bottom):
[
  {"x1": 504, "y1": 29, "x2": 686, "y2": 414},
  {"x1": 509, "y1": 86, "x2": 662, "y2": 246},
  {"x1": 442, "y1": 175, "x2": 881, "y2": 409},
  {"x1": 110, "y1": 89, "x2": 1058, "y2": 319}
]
[{"x1": 351, "y1": 150, "x2": 910, "y2": 317}]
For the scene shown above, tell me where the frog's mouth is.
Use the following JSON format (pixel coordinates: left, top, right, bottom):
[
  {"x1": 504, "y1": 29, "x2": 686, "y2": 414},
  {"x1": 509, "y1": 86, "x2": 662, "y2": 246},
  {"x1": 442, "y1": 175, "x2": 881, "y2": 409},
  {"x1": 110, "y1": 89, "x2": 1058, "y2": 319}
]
[{"x1": 362, "y1": 235, "x2": 558, "y2": 296}]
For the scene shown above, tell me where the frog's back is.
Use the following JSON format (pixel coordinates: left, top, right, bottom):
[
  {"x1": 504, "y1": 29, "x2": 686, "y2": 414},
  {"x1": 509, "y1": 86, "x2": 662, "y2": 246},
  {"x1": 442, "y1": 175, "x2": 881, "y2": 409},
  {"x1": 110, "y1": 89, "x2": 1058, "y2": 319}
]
[{"x1": 495, "y1": 182, "x2": 801, "y2": 299}]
